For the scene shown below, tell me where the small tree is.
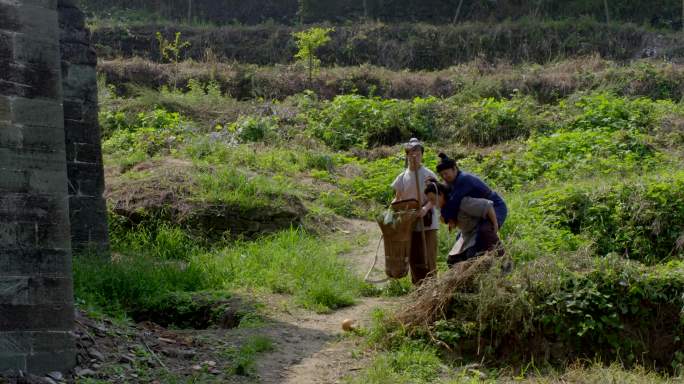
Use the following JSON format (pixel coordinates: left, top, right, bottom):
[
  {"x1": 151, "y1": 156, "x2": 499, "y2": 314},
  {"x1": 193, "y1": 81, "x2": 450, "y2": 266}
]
[
  {"x1": 156, "y1": 32, "x2": 191, "y2": 88},
  {"x1": 156, "y1": 31, "x2": 191, "y2": 64},
  {"x1": 292, "y1": 27, "x2": 334, "y2": 85}
]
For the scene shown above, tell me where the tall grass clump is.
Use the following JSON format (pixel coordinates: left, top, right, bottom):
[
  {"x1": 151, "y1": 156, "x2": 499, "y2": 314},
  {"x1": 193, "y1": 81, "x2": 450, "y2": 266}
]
[
  {"x1": 109, "y1": 214, "x2": 201, "y2": 261},
  {"x1": 205, "y1": 229, "x2": 363, "y2": 312},
  {"x1": 192, "y1": 163, "x2": 299, "y2": 211},
  {"x1": 76, "y1": 227, "x2": 367, "y2": 317},
  {"x1": 73, "y1": 253, "x2": 212, "y2": 318}
]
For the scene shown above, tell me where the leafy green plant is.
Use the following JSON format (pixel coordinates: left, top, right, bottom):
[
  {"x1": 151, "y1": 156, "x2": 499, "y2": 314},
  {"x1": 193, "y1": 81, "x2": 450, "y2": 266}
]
[
  {"x1": 528, "y1": 171, "x2": 684, "y2": 263},
  {"x1": 222, "y1": 335, "x2": 274, "y2": 376},
  {"x1": 230, "y1": 115, "x2": 278, "y2": 143},
  {"x1": 308, "y1": 95, "x2": 438, "y2": 149},
  {"x1": 156, "y1": 31, "x2": 191, "y2": 64},
  {"x1": 438, "y1": 95, "x2": 541, "y2": 146},
  {"x1": 293, "y1": 26, "x2": 334, "y2": 84},
  {"x1": 103, "y1": 108, "x2": 187, "y2": 168},
  {"x1": 469, "y1": 125, "x2": 658, "y2": 191}
]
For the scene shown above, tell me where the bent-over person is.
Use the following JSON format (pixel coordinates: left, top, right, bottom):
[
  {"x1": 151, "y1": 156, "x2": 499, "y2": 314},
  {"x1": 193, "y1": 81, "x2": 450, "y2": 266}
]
[{"x1": 425, "y1": 182, "x2": 504, "y2": 268}]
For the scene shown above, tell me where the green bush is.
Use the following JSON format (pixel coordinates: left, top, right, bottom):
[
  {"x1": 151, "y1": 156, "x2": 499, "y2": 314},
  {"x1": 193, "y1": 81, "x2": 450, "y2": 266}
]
[
  {"x1": 564, "y1": 93, "x2": 663, "y2": 133},
  {"x1": 103, "y1": 108, "x2": 187, "y2": 162},
  {"x1": 529, "y1": 171, "x2": 684, "y2": 263},
  {"x1": 308, "y1": 95, "x2": 438, "y2": 149},
  {"x1": 537, "y1": 259, "x2": 684, "y2": 366},
  {"x1": 231, "y1": 115, "x2": 278, "y2": 143},
  {"x1": 99, "y1": 110, "x2": 133, "y2": 139},
  {"x1": 418, "y1": 256, "x2": 684, "y2": 368},
  {"x1": 438, "y1": 95, "x2": 543, "y2": 146},
  {"x1": 480, "y1": 128, "x2": 657, "y2": 190}
]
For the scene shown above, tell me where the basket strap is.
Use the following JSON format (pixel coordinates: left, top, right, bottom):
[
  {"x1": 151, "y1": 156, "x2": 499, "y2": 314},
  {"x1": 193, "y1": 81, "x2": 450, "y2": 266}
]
[{"x1": 364, "y1": 235, "x2": 390, "y2": 284}]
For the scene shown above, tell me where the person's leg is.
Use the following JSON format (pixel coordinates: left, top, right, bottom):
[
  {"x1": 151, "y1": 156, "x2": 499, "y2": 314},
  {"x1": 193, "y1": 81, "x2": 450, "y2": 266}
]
[
  {"x1": 475, "y1": 220, "x2": 503, "y2": 256},
  {"x1": 409, "y1": 231, "x2": 432, "y2": 285},
  {"x1": 424, "y1": 229, "x2": 438, "y2": 278}
]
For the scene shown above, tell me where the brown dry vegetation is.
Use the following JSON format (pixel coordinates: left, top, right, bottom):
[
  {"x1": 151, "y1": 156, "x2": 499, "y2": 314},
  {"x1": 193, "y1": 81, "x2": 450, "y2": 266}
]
[
  {"x1": 99, "y1": 56, "x2": 684, "y2": 103},
  {"x1": 92, "y1": 20, "x2": 680, "y2": 70}
]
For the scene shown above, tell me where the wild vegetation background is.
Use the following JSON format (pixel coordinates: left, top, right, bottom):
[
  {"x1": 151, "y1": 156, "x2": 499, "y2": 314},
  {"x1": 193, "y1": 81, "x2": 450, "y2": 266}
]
[{"x1": 74, "y1": 0, "x2": 684, "y2": 382}]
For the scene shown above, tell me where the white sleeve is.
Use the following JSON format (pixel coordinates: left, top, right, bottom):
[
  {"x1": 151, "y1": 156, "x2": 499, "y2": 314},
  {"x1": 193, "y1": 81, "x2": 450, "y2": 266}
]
[
  {"x1": 426, "y1": 169, "x2": 438, "y2": 180},
  {"x1": 391, "y1": 172, "x2": 404, "y2": 192}
]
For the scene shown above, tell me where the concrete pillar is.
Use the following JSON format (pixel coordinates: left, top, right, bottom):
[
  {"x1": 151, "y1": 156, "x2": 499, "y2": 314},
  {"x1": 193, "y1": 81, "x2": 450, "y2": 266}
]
[
  {"x1": 58, "y1": 0, "x2": 109, "y2": 253},
  {"x1": 0, "y1": 0, "x2": 76, "y2": 375}
]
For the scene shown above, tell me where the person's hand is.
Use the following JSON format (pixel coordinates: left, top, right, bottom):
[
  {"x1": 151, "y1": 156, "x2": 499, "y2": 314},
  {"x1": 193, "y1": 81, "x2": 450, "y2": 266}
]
[{"x1": 417, "y1": 206, "x2": 428, "y2": 218}]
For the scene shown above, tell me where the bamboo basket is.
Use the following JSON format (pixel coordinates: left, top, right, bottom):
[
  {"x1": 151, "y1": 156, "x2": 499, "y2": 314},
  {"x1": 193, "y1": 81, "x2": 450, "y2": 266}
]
[{"x1": 377, "y1": 199, "x2": 419, "y2": 279}]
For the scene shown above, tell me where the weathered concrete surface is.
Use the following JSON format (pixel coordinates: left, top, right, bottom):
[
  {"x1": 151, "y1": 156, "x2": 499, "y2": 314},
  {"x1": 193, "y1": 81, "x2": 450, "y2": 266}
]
[
  {"x1": 58, "y1": 0, "x2": 109, "y2": 253},
  {"x1": 0, "y1": 0, "x2": 76, "y2": 375}
]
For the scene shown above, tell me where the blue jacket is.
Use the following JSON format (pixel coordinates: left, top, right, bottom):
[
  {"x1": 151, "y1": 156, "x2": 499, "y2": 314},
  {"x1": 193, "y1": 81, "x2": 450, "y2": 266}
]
[{"x1": 441, "y1": 172, "x2": 507, "y2": 226}]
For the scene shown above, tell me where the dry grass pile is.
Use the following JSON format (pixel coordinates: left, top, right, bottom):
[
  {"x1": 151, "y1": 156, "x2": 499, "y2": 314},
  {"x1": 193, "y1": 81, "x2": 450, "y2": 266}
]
[{"x1": 396, "y1": 254, "x2": 496, "y2": 328}]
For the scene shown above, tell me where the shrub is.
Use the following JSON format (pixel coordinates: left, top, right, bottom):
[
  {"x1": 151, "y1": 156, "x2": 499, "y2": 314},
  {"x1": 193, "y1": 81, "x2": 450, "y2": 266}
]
[
  {"x1": 470, "y1": 128, "x2": 657, "y2": 191},
  {"x1": 529, "y1": 171, "x2": 684, "y2": 263},
  {"x1": 418, "y1": 256, "x2": 684, "y2": 369},
  {"x1": 564, "y1": 93, "x2": 663, "y2": 133},
  {"x1": 307, "y1": 95, "x2": 438, "y2": 149},
  {"x1": 102, "y1": 108, "x2": 188, "y2": 163},
  {"x1": 230, "y1": 115, "x2": 279, "y2": 143},
  {"x1": 438, "y1": 95, "x2": 543, "y2": 146}
]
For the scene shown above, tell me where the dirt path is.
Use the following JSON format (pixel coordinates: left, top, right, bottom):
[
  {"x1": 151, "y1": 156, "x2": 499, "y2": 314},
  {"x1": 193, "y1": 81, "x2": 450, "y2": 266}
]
[{"x1": 255, "y1": 220, "x2": 399, "y2": 384}]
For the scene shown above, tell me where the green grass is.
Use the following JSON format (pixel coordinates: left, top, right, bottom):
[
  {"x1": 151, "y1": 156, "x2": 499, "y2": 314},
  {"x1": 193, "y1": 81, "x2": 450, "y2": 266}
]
[
  {"x1": 205, "y1": 229, "x2": 362, "y2": 312},
  {"x1": 192, "y1": 162, "x2": 299, "y2": 210},
  {"x1": 75, "y1": 228, "x2": 367, "y2": 318},
  {"x1": 73, "y1": 253, "x2": 212, "y2": 319},
  {"x1": 221, "y1": 335, "x2": 275, "y2": 376},
  {"x1": 348, "y1": 342, "x2": 443, "y2": 384}
]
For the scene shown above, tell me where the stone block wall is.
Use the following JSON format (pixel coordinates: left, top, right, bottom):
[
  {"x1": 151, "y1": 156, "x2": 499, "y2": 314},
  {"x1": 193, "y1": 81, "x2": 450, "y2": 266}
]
[
  {"x1": 58, "y1": 0, "x2": 109, "y2": 252},
  {"x1": 0, "y1": 0, "x2": 76, "y2": 374}
]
